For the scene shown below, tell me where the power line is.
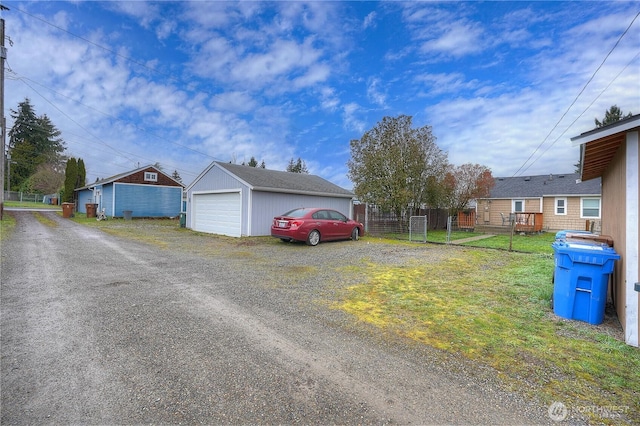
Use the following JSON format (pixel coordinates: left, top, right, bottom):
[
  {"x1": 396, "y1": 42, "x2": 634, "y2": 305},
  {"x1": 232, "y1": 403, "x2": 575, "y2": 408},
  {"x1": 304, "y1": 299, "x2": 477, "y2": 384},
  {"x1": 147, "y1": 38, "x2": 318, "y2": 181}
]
[
  {"x1": 520, "y1": 50, "x2": 640, "y2": 176},
  {"x1": 510, "y1": 11, "x2": 640, "y2": 178},
  {"x1": 11, "y1": 71, "x2": 219, "y2": 161},
  {"x1": 17, "y1": 76, "x2": 138, "y2": 163},
  {"x1": 11, "y1": 3, "x2": 311, "y2": 144},
  {"x1": 5, "y1": 60, "x2": 215, "y2": 181},
  {"x1": 13, "y1": 6, "x2": 182, "y2": 85}
]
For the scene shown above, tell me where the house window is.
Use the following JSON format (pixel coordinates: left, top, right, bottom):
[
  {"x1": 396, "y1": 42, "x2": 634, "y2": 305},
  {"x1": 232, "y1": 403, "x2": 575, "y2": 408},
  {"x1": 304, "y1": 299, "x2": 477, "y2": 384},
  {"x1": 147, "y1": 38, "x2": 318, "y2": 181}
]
[
  {"x1": 144, "y1": 172, "x2": 158, "y2": 182},
  {"x1": 513, "y1": 200, "x2": 524, "y2": 212},
  {"x1": 581, "y1": 198, "x2": 600, "y2": 218},
  {"x1": 555, "y1": 198, "x2": 567, "y2": 215}
]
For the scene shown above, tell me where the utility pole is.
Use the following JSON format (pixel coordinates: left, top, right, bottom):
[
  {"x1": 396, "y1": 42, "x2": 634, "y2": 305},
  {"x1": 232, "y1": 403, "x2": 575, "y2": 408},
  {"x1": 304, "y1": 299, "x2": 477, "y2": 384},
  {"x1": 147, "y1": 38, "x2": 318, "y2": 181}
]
[{"x1": 0, "y1": 4, "x2": 7, "y2": 220}]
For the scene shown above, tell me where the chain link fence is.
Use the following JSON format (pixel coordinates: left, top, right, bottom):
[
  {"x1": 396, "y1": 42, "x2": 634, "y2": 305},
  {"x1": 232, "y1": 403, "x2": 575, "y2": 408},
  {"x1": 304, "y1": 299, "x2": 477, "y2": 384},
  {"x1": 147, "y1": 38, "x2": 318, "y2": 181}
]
[
  {"x1": 3, "y1": 191, "x2": 59, "y2": 204},
  {"x1": 353, "y1": 204, "x2": 449, "y2": 240}
]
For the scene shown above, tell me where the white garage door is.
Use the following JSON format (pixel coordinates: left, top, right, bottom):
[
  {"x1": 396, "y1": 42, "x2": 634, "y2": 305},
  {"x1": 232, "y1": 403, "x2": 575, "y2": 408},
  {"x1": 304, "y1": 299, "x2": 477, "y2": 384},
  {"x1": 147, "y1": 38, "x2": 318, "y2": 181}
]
[{"x1": 193, "y1": 192, "x2": 242, "y2": 237}]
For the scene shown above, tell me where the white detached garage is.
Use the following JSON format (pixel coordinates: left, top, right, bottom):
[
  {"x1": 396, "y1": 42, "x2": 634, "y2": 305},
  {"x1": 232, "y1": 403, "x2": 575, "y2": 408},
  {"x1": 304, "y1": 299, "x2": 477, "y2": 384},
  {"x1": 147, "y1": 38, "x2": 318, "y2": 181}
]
[{"x1": 186, "y1": 162, "x2": 356, "y2": 237}]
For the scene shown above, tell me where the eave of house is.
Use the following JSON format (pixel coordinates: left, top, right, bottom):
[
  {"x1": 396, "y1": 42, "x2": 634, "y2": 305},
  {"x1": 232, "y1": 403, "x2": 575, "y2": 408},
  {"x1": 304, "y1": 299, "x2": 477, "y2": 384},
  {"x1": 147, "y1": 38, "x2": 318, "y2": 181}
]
[{"x1": 571, "y1": 115, "x2": 640, "y2": 181}]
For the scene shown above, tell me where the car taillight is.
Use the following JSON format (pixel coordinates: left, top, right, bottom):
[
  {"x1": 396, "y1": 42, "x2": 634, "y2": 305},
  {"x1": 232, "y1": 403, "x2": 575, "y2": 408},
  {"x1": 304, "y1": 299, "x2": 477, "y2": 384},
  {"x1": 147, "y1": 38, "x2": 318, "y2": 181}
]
[{"x1": 290, "y1": 220, "x2": 303, "y2": 230}]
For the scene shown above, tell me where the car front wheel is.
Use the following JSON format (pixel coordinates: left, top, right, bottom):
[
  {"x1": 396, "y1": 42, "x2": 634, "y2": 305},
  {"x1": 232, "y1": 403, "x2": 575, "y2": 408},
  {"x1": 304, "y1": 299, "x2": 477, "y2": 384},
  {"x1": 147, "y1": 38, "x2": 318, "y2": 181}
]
[
  {"x1": 306, "y1": 230, "x2": 320, "y2": 246},
  {"x1": 351, "y1": 227, "x2": 360, "y2": 241}
]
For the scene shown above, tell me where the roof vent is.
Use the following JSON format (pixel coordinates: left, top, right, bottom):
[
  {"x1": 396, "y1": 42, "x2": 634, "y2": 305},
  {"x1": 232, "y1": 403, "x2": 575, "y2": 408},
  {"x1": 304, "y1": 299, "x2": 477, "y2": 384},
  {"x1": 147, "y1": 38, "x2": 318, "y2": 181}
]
[
  {"x1": 524, "y1": 177, "x2": 531, "y2": 181},
  {"x1": 559, "y1": 175, "x2": 565, "y2": 178}
]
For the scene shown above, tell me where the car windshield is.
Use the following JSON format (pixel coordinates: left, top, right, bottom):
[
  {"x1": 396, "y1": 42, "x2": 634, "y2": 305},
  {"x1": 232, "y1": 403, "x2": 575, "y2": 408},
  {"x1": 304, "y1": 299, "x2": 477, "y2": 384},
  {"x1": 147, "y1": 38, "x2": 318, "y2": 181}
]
[{"x1": 282, "y1": 208, "x2": 308, "y2": 218}]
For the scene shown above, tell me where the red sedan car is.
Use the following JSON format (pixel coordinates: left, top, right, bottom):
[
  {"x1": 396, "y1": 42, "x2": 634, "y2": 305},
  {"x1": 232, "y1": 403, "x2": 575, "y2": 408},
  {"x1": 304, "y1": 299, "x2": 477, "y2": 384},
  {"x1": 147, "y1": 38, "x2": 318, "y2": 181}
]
[{"x1": 271, "y1": 207, "x2": 364, "y2": 246}]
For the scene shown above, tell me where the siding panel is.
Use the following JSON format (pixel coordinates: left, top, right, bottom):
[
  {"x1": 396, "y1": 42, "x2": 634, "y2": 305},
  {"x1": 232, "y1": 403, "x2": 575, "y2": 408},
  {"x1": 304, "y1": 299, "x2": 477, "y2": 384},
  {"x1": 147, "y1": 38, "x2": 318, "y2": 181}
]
[
  {"x1": 113, "y1": 183, "x2": 182, "y2": 217},
  {"x1": 250, "y1": 191, "x2": 353, "y2": 236}
]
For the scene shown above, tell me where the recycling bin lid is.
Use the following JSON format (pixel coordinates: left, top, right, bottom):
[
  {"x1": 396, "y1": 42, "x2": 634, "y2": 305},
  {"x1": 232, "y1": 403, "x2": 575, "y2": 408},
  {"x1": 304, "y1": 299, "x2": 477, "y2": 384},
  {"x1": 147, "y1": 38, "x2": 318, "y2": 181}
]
[
  {"x1": 555, "y1": 230, "x2": 592, "y2": 240},
  {"x1": 552, "y1": 240, "x2": 620, "y2": 258}
]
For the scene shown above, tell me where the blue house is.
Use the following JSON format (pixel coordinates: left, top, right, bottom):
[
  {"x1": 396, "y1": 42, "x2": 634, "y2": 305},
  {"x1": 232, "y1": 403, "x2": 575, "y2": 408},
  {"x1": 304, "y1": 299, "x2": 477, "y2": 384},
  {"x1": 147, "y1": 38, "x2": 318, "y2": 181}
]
[{"x1": 75, "y1": 165, "x2": 184, "y2": 218}]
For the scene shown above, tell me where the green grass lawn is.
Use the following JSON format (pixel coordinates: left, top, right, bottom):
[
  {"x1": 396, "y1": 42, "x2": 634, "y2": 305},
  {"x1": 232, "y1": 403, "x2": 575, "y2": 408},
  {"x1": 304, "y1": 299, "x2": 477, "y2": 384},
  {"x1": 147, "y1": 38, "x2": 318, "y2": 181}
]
[
  {"x1": 459, "y1": 231, "x2": 557, "y2": 254},
  {"x1": 385, "y1": 229, "x2": 556, "y2": 254},
  {"x1": 337, "y1": 244, "x2": 639, "y2": 424},
  {"x1": 4, "y1": 200, "x2": 61, "y2": 209}
]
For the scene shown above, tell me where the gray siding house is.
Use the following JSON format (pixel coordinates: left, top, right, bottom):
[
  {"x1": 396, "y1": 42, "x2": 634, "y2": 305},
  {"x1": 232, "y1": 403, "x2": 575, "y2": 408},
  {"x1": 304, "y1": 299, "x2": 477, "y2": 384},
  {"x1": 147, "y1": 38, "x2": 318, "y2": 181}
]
[{"x1": 185, "y1": 162, "x2": 356, "y2": 237}]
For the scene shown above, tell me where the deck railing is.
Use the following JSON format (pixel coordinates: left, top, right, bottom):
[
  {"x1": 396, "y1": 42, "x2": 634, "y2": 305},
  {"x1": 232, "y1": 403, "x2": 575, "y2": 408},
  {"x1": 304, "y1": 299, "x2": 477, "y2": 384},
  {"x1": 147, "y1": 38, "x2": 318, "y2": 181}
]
[{"x1": 514, "y1": 212, "x2": 543, "y2": 232}]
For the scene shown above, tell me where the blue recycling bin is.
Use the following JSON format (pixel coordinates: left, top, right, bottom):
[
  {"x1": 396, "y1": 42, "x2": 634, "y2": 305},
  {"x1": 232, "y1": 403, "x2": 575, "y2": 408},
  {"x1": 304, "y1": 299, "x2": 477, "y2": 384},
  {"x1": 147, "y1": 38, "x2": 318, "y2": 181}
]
[{"x1": 552, "y1": 241, "x2": 620, "y2": 325}]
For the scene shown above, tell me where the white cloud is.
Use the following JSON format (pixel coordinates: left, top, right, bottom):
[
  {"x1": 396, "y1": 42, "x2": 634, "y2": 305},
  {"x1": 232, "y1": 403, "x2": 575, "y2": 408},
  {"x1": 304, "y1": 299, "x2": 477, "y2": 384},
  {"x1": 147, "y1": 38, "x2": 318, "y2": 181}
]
[
  {"x1": 343, "y1": 103, "x2": 366, "y2": 133},
  {"x1": 292, "y1": 63, "x2": 331, "y2": 89},
  {"x1": 319, "y1": 87, "x2": 340, "y2": 112},
  {"x1": 414, "y1": 72, "x2": 479, "y2": 97},
  {"x1": 419, "y1": 21, "x2": 486, "y2": 58},
  {"x1": 366, "y1": 77, "x2": 387, "y2": 107},
  {"x1": 225, "y1": 38, "x2": 322, "y2": 91},
  {"x1": 363, "y1": 11, "x2": 377, "y2": 30},
  {"x1": 210, "y1": 91, "x2": 257, "y2": 114}
]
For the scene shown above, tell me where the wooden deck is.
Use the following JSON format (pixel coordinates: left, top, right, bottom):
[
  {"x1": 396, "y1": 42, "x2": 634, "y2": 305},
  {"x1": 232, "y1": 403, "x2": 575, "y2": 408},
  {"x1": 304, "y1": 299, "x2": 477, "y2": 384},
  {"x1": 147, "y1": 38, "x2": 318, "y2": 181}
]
[{"x1": 474, "y1": 212, "x2": 544, "y2": 235}]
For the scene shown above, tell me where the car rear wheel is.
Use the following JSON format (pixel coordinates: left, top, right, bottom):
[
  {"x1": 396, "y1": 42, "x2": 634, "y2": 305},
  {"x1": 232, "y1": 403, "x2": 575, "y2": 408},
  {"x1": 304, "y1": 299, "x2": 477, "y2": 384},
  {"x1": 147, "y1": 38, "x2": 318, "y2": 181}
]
[
  {"x1": 351, "y1": 227, "x2": 360, "y2": 241},
  {"x1": 280, "y1": 238, "x2": 291, "y2": 243},
  {"x1": 306, "y1": 230, "x2": 320, "y2": 246}
]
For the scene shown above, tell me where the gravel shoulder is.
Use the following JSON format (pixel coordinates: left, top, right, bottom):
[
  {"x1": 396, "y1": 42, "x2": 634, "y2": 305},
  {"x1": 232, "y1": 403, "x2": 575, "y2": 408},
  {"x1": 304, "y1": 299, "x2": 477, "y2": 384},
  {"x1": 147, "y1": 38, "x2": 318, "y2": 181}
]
[{"x1": 1, "y1": 212, "x2": 561, "y2": 425}]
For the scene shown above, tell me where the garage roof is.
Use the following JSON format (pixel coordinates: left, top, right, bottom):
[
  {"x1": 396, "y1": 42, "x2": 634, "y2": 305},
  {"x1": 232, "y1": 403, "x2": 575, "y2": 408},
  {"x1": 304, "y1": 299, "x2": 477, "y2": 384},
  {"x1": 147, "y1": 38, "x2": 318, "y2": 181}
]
[
  {"x1": 571, "y1": 114, "x2": 640, "y2": 181},
  {"x1": 207, "y1": 162, "x2": 355, "y2": 198}
]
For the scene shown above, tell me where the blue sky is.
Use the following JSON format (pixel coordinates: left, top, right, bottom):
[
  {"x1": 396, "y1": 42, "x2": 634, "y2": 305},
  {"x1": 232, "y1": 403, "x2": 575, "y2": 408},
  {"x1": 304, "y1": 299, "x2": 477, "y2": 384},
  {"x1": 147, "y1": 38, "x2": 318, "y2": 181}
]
[{"x1": 4, "y1": 1, "x2": 639, "y2": 189}]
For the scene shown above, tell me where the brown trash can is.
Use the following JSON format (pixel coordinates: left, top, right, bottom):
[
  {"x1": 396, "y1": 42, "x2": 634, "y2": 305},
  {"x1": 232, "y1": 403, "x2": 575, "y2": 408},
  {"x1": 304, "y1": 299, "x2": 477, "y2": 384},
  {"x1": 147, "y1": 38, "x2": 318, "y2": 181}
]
[
  {"x1": 62, "y1": 202, "x2": 74, "y2": 218},
  {"x1": 86, "y1": 203, "x2": 98, "y2": 218}
]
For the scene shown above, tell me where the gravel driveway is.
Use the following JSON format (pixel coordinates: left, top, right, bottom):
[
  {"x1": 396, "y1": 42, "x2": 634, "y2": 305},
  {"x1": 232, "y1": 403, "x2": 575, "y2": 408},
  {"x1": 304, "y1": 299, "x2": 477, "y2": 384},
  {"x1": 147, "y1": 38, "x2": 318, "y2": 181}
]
[{"x1": 1, "y1": 211, "x2": 556, "y2": 425}]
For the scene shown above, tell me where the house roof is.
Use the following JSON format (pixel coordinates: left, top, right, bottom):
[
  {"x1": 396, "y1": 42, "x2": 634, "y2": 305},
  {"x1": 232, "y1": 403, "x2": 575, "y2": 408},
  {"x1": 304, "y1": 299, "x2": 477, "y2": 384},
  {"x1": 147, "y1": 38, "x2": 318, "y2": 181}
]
[
  {"x1": 193, "y1": 161, "x2": 354, "y2": 198},
  {"x1": 76, "y1": 165, "x2": 184, "y2": 191},
  {"x1": 488, "y1": 173, "x2": 601, "y2": 199},
  {"x1": 571, "y1": 114, "x2": 640, "y2": 181}
]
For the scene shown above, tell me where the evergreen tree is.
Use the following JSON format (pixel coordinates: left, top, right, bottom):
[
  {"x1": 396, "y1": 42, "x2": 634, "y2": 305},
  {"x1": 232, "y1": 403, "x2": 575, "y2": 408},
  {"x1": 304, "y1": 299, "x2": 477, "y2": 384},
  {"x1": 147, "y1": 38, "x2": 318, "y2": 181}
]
[
  {"x1": 595, "y1": 105, "x2": 632, "y2": 128},
  {"x1": 171, "y1": 170, "x2": 183, "y2": 183},
  {"x1": 63, "y1": 158, "x2": 78, "y2": 203},
  {"x1": 8, "y1": 98, "x2": 66, "y2": 191},
  {"x1": 286, "y1": 157, "x2": 309, "y2": 173},
  {"x1": 76, "y1": 158, "x2": 86, "y2": 189}
]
